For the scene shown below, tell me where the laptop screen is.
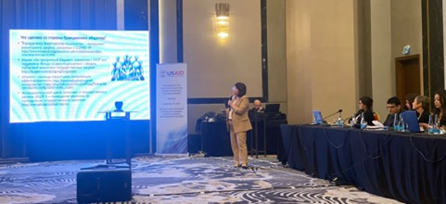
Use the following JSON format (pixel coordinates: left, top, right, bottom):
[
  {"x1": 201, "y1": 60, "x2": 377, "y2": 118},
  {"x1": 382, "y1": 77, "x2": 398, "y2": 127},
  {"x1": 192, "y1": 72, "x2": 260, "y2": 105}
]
[
  {"x1": 313, "y1": 110, "x2": 323, "y2": 125},
  {"x1": 401, "y1": 111, "x2": 420, "y2": 133},
  {"x1": 264, "y1": 104, "x2": 280, "y2": 113}
]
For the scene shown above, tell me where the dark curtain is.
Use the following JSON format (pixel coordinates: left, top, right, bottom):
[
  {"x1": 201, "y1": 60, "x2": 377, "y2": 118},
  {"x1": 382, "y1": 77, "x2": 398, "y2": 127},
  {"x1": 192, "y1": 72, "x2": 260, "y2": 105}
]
[{"x1": 0, "y1": 0, "x2": 117, "y2": 157}]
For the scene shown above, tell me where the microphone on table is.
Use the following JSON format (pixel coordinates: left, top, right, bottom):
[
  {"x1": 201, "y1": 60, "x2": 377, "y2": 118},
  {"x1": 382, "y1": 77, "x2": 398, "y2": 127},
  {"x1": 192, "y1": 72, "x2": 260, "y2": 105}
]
[{"x1": 323, "y1": 109, "x2": 343, "y2": 121}]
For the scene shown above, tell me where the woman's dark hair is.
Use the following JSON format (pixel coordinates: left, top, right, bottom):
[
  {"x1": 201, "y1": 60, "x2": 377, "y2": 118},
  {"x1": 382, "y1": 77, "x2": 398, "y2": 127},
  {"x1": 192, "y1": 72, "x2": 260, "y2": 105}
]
[
  {"x1": 359, "y1": 96, "x2": 373, "y2": 110},
  {"x1": 405, "y1": 93, "x2": 417, "y2": 110},
  {"x1": 234, "y1": 82, "x2": 247, "y2": 97},
  {"x1": 433, "y1": 89, "x2": 446, "y2": 115}
]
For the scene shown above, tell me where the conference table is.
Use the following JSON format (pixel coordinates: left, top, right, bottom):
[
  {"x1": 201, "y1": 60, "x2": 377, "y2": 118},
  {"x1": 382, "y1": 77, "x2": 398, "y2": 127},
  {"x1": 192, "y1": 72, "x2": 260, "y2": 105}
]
[{"x1": 280, "y1": 124, "x2": 446, "y2": 204}]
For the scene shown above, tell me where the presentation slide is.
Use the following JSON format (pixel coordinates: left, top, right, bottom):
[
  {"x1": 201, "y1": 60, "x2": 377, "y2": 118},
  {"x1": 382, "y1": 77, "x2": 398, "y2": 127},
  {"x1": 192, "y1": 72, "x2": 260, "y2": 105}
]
[{"x1": 9, "y1": 30, "x2": 150, "y2": 123}]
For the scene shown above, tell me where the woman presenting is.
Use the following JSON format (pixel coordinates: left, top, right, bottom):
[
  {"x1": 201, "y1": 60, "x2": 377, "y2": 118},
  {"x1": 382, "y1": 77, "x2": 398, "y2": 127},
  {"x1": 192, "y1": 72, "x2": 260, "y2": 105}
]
[{"x1": 227, "y1": 82, "x2": 252, "y2": 168}]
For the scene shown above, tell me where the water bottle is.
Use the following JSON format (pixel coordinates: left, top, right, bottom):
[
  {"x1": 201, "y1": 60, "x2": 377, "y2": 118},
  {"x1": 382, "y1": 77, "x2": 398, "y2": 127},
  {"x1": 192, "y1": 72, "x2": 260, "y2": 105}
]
[
  {"x1": 434, "y1": 114, "x2": 440, "y2": 134},
  {"x1": 428, "y1": 114, "x2": 434, "y2": 134},
  {"x1": 360, "y1": 112, "x2": 367, "y2": 129},
  {"x1": 336, "y1": 112, "x2": 343, "y2": 127},
  {"x1": 393, "y1": 113, "x2": 399, "y2": 131},
  {"x1": 399, "y1": 115, "x2": 405, "y2": 132},
  {"x1": 350, "y1": 113, "x2": 356, "y2": 128}
]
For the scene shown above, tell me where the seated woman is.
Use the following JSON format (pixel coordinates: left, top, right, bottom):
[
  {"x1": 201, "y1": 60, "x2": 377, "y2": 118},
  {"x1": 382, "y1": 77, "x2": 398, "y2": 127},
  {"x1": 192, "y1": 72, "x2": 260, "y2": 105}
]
[
  {"x1": 405, "y1": 93, "x2": 417, "y2": 111},
  {"x1": 412, "y1": 95, "x2": 430, "y2": 129},
  {"x1": 433, "y1": 89, "x2": 446, "y2": 128},
  {"x1": 352, "y1": 96, "x2": 375, "y2": 126}
]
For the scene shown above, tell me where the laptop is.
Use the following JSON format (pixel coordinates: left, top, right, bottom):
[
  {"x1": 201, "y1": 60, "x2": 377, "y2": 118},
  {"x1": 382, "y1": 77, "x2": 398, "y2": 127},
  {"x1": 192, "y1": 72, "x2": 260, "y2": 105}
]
[
  {"x1": 264, "y1": 104, "x2": 280, "y2": 113},
  {"x1": 400, "y1": 111, "x2": 421, "y2": 133},
  {"x1": 313, "y1": 110, "x2": 324, "y2": 125}
]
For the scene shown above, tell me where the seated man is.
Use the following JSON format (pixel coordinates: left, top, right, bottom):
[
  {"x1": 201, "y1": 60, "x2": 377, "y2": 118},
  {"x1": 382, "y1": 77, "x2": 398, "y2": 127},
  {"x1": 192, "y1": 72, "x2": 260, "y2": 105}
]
[
  {"x1": 383, "y1": 96, "x2": 404, "y2": 127},
  {"x1": 249, "y1": 100, "x2": 264, "y2": 119}
]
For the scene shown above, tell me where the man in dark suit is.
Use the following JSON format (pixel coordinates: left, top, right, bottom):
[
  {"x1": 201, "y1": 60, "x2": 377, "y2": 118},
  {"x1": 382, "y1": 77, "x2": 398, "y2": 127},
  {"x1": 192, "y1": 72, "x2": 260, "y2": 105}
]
[
  {"x1": 249, "y1": 100, "x2": 264, "y2": 119},
  {"x1": 383, "y1": 96, "x2": 404, "y2": 127}
]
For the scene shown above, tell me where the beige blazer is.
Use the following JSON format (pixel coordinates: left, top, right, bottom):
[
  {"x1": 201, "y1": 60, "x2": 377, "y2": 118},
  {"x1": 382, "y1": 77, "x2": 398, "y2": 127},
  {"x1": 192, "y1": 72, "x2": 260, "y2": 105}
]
[{"x1": 228, "y1": 95, "x2": 253, "y2": 133}]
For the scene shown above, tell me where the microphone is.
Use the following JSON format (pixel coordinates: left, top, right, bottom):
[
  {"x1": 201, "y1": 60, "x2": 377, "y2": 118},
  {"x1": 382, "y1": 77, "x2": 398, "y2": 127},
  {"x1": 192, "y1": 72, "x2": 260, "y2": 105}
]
[
  {"x1": 323, "y1": 109, "x2": 343, "y2": 120},
  {"x1": 226, "y1": 95, "x2": 235, "y2": 109}
]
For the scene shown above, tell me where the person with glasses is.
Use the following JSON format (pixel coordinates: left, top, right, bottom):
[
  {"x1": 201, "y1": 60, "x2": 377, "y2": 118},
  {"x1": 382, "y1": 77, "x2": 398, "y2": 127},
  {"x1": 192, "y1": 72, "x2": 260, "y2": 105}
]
[
  {"x1": 383, "y1": 96, "x2": 404, "y2": 127},
  {"x1": 248, "y1": 99, "x2": 264, "y2": 119}
]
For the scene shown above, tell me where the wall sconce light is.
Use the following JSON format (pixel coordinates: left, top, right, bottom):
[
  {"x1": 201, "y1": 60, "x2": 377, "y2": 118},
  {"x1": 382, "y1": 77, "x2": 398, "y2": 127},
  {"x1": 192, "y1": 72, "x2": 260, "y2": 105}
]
[{"x1": 215, "y1": 3, "x2": 229, "y2": 41}]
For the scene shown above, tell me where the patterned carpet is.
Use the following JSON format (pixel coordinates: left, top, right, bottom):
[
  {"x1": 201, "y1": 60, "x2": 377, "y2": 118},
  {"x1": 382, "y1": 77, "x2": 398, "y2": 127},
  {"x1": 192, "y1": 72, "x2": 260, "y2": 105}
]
[{"x1": 0, "y1": 156, "x2": 401, "y2": 204}]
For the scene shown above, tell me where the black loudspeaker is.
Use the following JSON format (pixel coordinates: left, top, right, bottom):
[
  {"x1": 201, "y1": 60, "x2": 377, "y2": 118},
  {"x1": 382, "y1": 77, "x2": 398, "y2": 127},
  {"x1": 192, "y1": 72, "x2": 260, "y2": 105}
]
[
  {"x1": 188, "y1": 134, "x2": 201, "y2": 154},
  {"x1": 77, "y1": 167, "x2": 132, "y2": 203}
]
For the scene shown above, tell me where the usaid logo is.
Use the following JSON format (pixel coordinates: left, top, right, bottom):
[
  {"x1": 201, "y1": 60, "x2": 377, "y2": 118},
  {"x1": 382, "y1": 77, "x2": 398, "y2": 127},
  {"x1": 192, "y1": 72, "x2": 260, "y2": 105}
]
[
  {"x1": 159, "y1": 70, "x2": 166, "y2": 78},
  {"x1": 166, "y1": 70, "x2": 185, "y2": 77}
]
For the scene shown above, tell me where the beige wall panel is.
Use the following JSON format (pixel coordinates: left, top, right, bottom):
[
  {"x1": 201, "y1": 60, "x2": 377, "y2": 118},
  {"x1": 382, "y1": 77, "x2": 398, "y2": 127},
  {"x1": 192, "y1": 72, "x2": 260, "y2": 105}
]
[
  {"x1": 183, "y1": 0, "x2": 262, "y2": 98},
  {"x1": 267, "y1": 0, "x2": 287, "y2": 105},
  {"x1": 391, "y1": 0, "x2": 423, "y2": 94},
  {"x1": 309, "y1": 0, "x2": 358, "y2": 121},
  {"x1": 370, "y1": 0, "x2": 392, "y2": 118},
  {"x1": 159, "y1": 0, "x2": 178, "y2": 63},
  {"x1": 286, "y1": 0, "x2": 313, "y2": 124}
]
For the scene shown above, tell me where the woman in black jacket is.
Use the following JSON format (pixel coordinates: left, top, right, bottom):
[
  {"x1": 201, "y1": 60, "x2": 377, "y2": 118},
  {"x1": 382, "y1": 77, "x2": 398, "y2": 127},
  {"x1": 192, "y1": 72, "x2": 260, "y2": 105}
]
[{"x1": 353, "y1": 96, "x2": 375, "y2": 126}]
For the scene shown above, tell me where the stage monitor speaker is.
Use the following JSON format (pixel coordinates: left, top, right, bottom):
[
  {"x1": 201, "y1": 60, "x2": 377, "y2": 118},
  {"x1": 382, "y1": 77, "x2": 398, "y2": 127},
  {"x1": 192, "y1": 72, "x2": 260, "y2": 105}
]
[{"x1": 77, "y1": 167, "x2": 132, "y2": 203}]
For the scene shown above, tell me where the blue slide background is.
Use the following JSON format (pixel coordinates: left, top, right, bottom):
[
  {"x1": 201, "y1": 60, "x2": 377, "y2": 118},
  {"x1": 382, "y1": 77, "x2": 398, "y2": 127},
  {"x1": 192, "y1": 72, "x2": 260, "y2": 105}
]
[{"x1": 9, "y1": 30, "x2": 150, "y2": 123}]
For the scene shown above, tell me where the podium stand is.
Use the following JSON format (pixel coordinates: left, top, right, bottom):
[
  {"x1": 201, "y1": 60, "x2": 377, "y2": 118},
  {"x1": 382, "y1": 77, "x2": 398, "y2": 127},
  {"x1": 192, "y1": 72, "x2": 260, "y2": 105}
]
[
  {"x1": 249, "y1": 112, "x2": 288, "y2": 158},
  {"x1": 250, "y1": 112, "x2": 266, "y2": 158},
  {"x1": 104, "y1": 111, "x2": 133, "y2": 167}
]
